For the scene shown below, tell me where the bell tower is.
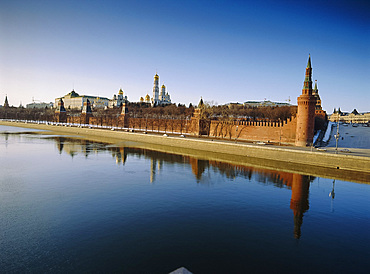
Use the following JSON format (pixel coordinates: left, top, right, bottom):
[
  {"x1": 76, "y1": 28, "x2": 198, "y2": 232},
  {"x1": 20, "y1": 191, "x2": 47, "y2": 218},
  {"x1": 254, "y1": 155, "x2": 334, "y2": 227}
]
[
  {"x1": 152, "y1": 73, "x2": 160, "y2": 106},
  {"x1": 295, "y1": 55, "x2": 317, "y2": 147}
]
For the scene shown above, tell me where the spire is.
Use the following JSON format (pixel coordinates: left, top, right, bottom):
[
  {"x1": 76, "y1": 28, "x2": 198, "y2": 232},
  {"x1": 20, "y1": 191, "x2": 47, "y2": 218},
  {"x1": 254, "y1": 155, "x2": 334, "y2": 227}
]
[
  {"x1": 198, "y1": 97, "x2": 204, "y2": 108},
  {"x1": 314, "y1": 80, "x2": 318, "y2": 91},
  {"x1": 307, "y1": 54, "x2": 311, "y2": 68},
  {"x1": 4, "y1": 95, "x2": 9, "y2": 108}
]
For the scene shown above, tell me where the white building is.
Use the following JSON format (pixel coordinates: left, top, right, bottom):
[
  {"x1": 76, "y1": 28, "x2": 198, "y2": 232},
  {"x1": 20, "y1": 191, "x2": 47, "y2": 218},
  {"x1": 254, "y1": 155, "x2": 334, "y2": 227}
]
[
  {"x1": 244, "y1": 100, "x2": 291, "y2": 108},
  {"x1": 26, "y1": 102, "x2": 54, "y2": 109},
  {"x1": 55, "y1": 90, "x2": 109, "y2": 110},
  {"x1": 151, "y1": 74, "x2": 171, "y2": 106}
]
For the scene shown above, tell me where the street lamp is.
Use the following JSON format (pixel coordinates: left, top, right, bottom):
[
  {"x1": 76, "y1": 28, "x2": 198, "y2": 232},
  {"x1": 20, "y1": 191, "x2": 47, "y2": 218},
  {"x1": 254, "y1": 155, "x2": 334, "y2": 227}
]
[
  {"x1": 278, "y1": 118, "x2": 282, "y2": 145},
  {"x1": 334, "y1": 113, "x2": 340, "y2": 154}
]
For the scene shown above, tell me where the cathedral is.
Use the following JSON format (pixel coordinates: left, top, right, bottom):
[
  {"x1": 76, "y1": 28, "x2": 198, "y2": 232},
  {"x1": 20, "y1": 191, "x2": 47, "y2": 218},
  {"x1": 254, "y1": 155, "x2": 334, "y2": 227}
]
[{"x1": 109, "y1": 88, "x2": 127, "y2": 108}]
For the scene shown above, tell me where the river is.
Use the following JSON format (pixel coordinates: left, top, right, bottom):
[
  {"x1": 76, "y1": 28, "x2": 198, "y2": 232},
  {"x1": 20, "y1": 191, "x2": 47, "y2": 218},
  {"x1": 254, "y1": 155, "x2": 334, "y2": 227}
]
[{"x1": 0, "y1": 125, "x2": 369, "y2": 273}]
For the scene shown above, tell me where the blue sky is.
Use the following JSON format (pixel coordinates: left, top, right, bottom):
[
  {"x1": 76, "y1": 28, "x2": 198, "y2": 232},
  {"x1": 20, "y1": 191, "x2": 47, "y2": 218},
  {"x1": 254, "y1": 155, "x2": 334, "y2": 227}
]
[{"x1": 1, "y1": 0, "x2": 369, "y2": 112}]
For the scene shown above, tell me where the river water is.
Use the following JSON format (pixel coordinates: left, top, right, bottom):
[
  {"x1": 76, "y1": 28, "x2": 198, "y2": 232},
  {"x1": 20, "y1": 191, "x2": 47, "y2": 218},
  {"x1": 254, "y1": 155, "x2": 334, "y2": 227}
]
[{"x1": 0, "y1": 125, "x2": 369, "y2": 273}]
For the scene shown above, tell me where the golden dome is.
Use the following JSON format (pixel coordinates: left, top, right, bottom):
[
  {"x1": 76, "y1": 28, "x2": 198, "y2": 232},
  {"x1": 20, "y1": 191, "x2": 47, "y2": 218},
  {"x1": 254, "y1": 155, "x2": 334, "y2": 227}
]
[
  {"x1": 118, "y1": 88, "x2": 123, "y2": 95},
  {"x1": 145, "y1": 94, "x2": 150, "y2": 100},
  {"x1": 154, "y1": 74, "x2": 159, "y2": 79}
]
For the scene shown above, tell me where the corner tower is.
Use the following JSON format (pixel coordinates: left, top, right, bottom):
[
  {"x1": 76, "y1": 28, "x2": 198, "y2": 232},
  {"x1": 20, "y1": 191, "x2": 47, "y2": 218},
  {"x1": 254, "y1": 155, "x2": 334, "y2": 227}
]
[{"x1": 295, "y1": 55, "x2": 317, "y2": 147}]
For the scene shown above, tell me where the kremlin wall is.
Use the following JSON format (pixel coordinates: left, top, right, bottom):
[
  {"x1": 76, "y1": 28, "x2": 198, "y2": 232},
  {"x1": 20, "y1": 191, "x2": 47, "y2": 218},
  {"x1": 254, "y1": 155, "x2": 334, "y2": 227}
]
[{"x1": 54, "y1": 55, "x2": 324, "y2": 147}]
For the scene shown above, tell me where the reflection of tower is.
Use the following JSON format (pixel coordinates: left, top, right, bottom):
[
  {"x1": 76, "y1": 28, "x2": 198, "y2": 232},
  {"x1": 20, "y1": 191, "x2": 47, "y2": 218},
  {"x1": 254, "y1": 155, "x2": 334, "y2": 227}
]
[
  {"x1": 150, "y1": 158, "x2": 156, "y2": 183},
  {"x1": 189, "y1": 157, "x2": 207, "y2": 182},
  {"x1": 152, "y1": 74, "x2": 160, "y2": 106},
  {"x1": 56, "y1": 137, "x2": 65, "y2": 154},
  {"x1": 290, "y1": 173, "x2": 310, "y2": 239},
  {"x1": 329, "y1": 180, "x2": 335, "y2": 212},
  {"x1": 115, "y1": 147, "x2": 127, "y2": 165},
  {"x1": 295, "y1": 55, "x2": 317, "y2": 147},
  {"x1": 158, "y1": 159, "x2": 163, "y2": 171},
  {"x1": 120, "y1": 147, "x2": 127, "y2": 165}
]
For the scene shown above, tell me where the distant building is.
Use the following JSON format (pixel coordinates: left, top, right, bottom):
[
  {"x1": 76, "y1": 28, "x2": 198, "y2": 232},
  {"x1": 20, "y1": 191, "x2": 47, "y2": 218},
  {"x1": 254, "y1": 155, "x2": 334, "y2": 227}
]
[
  {"x1": 55, "y1": 90, "x2": 109, "y2": 110},
  {"x1": 151, "y1": 73, "x2": 171, "y2": 106},
  {"x1": 244, "y1": 100, "x2": 290, "y2": 108},
  {"x1": 329, "y1": 111, "x2": 370, "y2": 124},
  {"x1": 26, "y1": 102, "x2": 54, "y2": 109}
]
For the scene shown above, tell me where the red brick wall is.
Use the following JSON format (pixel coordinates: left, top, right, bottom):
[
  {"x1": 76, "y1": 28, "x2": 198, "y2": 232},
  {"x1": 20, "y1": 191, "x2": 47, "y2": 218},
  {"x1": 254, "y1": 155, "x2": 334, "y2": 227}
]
[
  {"x1": 62, "y1": 113, "x2": 297, "y2": 144},
  {"x1": 208, "y1": 117, "x2": 297, "y2": 144}
]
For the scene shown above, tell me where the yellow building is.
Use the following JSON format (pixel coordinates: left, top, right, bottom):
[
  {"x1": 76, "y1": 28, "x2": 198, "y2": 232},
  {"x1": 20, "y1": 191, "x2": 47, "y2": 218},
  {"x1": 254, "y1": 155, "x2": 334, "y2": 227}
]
[{"x1": 329, "y1": 111, "x2": 370, "y2": 124}]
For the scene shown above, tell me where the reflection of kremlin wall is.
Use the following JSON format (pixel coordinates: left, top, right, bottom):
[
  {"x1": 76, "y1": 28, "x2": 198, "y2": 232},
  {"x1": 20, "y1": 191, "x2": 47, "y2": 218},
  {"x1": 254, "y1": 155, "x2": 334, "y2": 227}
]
[
  {"x1": 147, "y1": 151, "x2": 312, "y2": 239},
  {"x1": 54, "y1": 136, "x2": 312, "y2": 239}
]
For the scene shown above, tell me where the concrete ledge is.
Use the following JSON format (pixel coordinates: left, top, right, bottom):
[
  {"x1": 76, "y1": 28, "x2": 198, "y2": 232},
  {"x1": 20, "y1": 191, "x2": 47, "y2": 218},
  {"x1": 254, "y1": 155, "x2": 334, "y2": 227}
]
[{"x1": 1, "y1": 120, "x2": 369, "y2": 183}]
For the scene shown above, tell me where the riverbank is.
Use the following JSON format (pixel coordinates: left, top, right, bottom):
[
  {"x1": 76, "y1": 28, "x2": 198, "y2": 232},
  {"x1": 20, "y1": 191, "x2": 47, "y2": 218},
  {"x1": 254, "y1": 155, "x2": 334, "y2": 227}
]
[{"x1": 1, "y1": 120, "x2": 369, "y2": 183}]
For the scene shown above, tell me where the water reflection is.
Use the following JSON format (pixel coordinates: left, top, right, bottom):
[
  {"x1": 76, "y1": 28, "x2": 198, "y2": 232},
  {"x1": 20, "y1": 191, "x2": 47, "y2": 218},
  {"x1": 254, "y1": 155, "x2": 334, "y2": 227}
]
[{"x1": 52, "y1": 136, "x2": 314, "y2": 239}]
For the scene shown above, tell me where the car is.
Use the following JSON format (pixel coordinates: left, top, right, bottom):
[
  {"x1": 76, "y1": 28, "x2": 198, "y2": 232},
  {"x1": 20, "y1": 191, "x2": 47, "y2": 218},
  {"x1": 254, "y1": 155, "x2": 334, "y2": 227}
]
[
  {"x1": 340, "y1": 149, "x2": 351, "y2": 153},
  {"x1": 255, "y1": 141, "x2": 266, "y2": 145}
]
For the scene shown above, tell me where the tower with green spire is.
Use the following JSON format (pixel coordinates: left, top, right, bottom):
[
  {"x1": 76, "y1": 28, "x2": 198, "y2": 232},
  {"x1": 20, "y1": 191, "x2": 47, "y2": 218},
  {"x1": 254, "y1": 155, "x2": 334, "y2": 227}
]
[
  {"x1": 54, "y1": 98, "x2": 67, "y2": 122},
  {"x1": 295, "y1": 55, "x2": 317, "y2": 147}
]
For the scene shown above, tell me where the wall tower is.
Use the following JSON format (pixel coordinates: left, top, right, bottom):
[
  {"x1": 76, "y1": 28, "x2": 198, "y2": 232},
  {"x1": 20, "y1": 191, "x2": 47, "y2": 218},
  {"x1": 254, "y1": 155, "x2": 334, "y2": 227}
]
[
  {"x1": 54, "y1": 98, "x2": 67, "y2": 123},
  {"x1": 4, "y1": 95, "x2": 9, "y2": 108},
  {"x1": 295, "y1": 55, "x2": 317, "y2": 147}
]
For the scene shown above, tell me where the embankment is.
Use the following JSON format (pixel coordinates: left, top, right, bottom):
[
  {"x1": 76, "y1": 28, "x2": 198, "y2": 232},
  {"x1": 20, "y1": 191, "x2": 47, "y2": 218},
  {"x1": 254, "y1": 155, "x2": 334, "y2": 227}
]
[{"x1": 1, "y1": 120, "x2": 369, "y2": 183}]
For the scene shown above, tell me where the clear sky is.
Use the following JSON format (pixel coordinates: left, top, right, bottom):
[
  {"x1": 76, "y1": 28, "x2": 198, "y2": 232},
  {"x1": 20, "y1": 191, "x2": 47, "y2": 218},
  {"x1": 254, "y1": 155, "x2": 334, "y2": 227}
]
[{"x1": 1, "y1": 0, "x2": 369, "y2": 113}]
